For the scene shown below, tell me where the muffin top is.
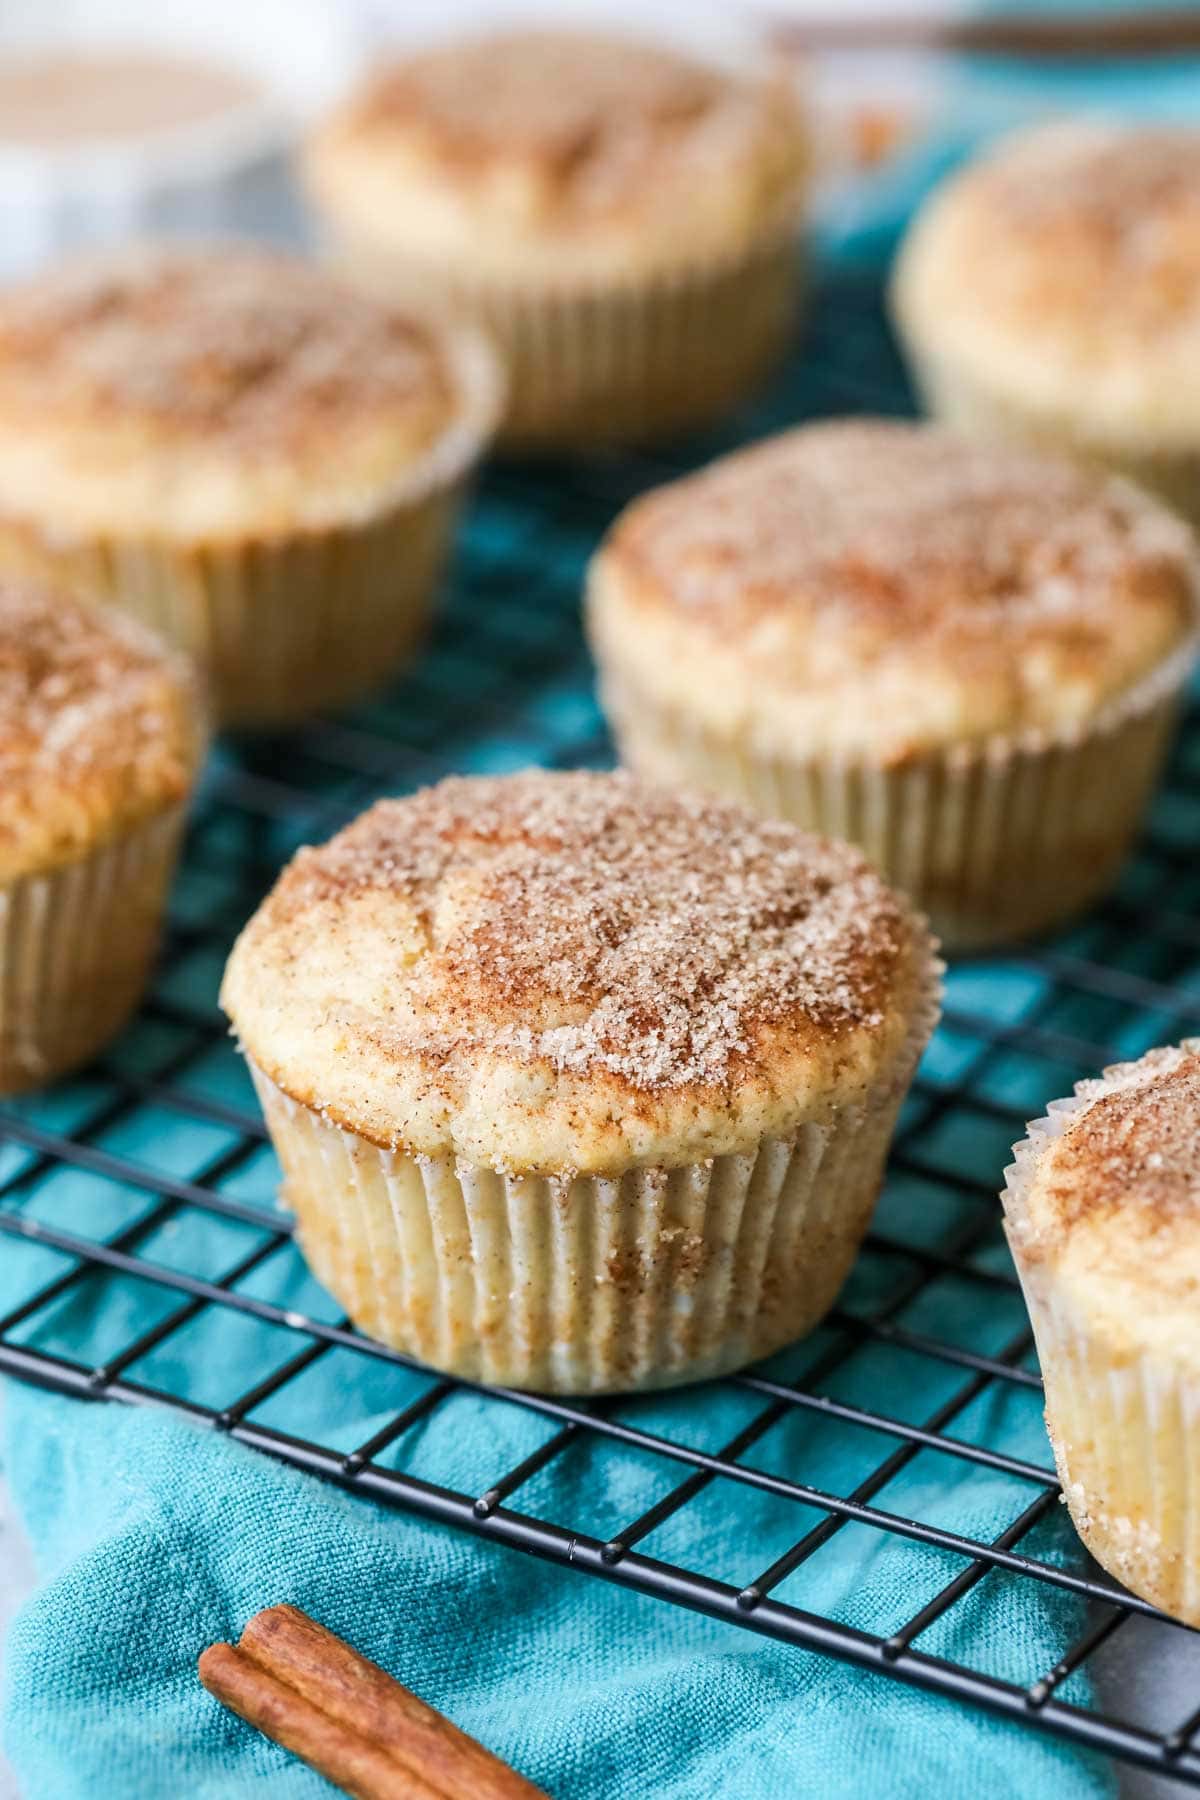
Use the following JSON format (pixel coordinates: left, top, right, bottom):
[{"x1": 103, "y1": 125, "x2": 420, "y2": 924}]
[
  {"x1": 1006, "y1": 1042, "x2": 1200, "y2": 1369},
  {"x1": 0, "y1": 577, "x2": 203, "y2": 880},
  {"x1": 0, "y1": 243, "x2": 499, "y2": 542},
  {"x1": 892, "y1": 123, "x2": 1200, "y2": 448},
  {"x1": 588, "y1": 418, "x2": 1198, "y2": 763},
  {"x1": 222, "y1": 770, "x2": 932, "y2": 1175},
  {"x1": 304, "y1": 31, "x2": 806, "y2": 280}
]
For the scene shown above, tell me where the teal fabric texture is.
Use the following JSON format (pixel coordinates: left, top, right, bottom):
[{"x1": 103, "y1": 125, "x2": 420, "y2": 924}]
[{"x1": 2, "y1": 1372, "x2": 1110, "y2": 1800}]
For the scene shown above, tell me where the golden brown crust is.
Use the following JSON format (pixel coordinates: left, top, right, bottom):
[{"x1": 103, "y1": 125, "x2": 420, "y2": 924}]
[
  {"x1": 0, "y1": 577, "x2": 204, "y2": 880},
  {"x1": 892, "y1": 124, "x2": 1200, "y2": 450},
  {"x1": 589, "y1": 419, "x2": 1198, "y2": 760},
  {"x1": 922, "y1": 125, "x2": 1200, "y2": 344},
  {"x1": 1004, "y1": 1041, "x2": 1200, "y2": 1373},
  {"x1": 349, "y1": 32, "x2": 729, "y2": 189},
  {"x1": 1017, "y1": 1044, "x2": 1200, "y2": 1256},
  {"x1": 222, "y1": 771, "x2": 933, "y2": 1173},
  {"x1": 0, "y1": 243, "x2": 452, "y2": 449},
  {"x1": 0, "y1": 243, "x2": 496, "y2": 542},
  {"x1": 305, "y1": 31, "x2": 806, "y2": 274},
  {"x1": 264, "y1": 773, "x2": 907, "y2": 1083}
]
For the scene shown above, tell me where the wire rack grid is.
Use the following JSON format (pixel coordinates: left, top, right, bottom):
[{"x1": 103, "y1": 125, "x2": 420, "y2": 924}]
[{"x1": 2, "y1": 264, "x2": 1200, "y2": 1790}]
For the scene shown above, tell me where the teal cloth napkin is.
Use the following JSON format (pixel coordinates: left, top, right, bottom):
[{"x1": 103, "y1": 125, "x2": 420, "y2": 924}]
[
  {"x1": 3, "y1": 1379, "x2": 1112, "y2": 1800},
  {"x1": 0, "y1": 1104, "x2": 1115, "y2": 1800}
]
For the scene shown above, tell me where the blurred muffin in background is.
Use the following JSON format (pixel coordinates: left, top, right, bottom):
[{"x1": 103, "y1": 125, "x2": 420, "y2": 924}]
[
  {"x1": 303, "y1": 31, "x2": 807, "y2": 449},
  {"x1": 0, "y1": 243, "x2": 501, "y2": 727},
  {"x1": 0, "y1": 577, "x2": 203, "y2": 1091},
  {"x1": 587, "y1": 418, "x2": 1199, "y2": 951},
  {"x1": 892, "y1": 123, "x2": 1200, "y2": 529}
]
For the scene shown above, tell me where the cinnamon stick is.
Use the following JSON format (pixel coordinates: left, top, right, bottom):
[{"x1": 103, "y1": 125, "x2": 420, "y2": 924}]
[
  {"x1": 199, "y1": 1604, "x2": 546, "y2": 1800},
  {"x1": 768, "y1": 7, "x2": 1200, "y2": 58}
]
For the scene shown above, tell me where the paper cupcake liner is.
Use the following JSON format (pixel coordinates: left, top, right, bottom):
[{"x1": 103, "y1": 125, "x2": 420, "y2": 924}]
[
  {"x1": 1002, "y1": 1055, "x2": 1200, "y2": 1625},
  {"x1": 599, "y1": 626, "x2": 1196, "y2": 951},
  {"x1": 0, "y1": 329, "x2": 501, "y2": 729},
  {"x1": 247, "y1": 930, "x2": 939, "y2": 1394},
  {"x1": 0, "y1": 806, "x2": 185, "y2": 1093},
  {"x1": 902, "y1": 344, "x2": 1200, "y2": 536},
  {"x1": 336, "y1": 229, "x2": 802, "y2": 450}
]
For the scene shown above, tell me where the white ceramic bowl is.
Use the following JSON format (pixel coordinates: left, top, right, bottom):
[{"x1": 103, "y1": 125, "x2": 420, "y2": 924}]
[{"x1": 0, "y1": 0, "x2": 365, "y2": 275}]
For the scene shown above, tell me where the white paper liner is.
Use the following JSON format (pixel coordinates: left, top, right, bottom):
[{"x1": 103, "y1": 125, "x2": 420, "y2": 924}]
[
  {"x1": 599, "y1": 617, "x2": 1198, "y2": 951},
  {"x1": 335, "y1": 227, "x2": 802, "y2": 450},
  {"x1": 247, "y1": 925, "x2": 941, "y2": 1395},
  {"x1": 0, "y1": 805, "x2": 185, "y2": 1093},
  {"x1": 1001, "y1": 1043, "x2": 1200, "y2": 1624}
]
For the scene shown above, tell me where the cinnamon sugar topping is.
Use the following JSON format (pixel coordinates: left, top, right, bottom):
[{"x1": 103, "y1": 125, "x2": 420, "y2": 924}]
[
  {"x1": 0, "y1": 244, "x2": 453, "y2": 446},
  {"x1": 1041, "y1": 1045, "x2": 1200, "y2": 1236},
  {"x1": 608, "y1": 419, "x2": 1195, "y2": 654},
  {"x1": 270, "y1": 771, "x2": 911, "y2": 1092},
  {"x1": 0, "y1": 577, "x2": 201, "y2": 875},
  {"x1": 330, "y1": 31, "x2": 802, "y2": 227}
]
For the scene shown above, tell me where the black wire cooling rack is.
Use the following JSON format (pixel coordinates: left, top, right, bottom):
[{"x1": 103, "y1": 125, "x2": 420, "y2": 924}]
[{"x1": 3, "y1": 265, "x2": 1200, "y2": 1790}]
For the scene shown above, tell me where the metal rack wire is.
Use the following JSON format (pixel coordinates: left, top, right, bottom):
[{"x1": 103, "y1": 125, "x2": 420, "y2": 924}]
[{"x1": 2, "y1": 265, "x2": 1200, "y2": 1788}]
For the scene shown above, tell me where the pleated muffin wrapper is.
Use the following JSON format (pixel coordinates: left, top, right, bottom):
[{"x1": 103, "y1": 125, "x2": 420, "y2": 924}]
[
  {"x1": 0, "y1": 804, "x2": 186, "y2": 1094},
  {"x1": 0, "y1": 326, "x2": 504, "y2": 730},
  {"x1": 247, "y1": 930, "x2": 940, "y2": 1395},
  {"x1": 598, "y1": 616, "x2": 1200, "y2": 953},
  {"x1": 332, "y1": 219, "x2": 802, "y2": 451},
  {"x1": 1001, "y1": 1047, "x2": 1200, "y2": 1626}
]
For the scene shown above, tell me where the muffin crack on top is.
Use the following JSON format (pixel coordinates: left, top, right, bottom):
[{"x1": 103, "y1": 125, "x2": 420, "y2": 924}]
[
  {"x1": 223, "y1": 771, "x2": 931, "y2": 1176},
  {"x1": 265, "y1": 772, "x2": 902, "y2": 1090}
]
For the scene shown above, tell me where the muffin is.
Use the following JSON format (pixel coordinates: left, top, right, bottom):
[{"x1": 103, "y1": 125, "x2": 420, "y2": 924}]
[
  {"x1": 1003, "y1": 1042, "x2": 1200, "y2": 1625},
  {"x1": 221, "y1": 770, "x2": 939, "y2": 1393},
  {"x1": 0, "y1": 243, "x2": 501, "y2": 727},
  {"x1": 303, "y1": 31, "x2": 806, "y2": 448},
  {"x1": 587, "y1": 418, "x2": 1200, "y2": 951},
  {"x1": 0, "y1": 576, "x2": 203, "y2": 1092},
  {"x1": 892, "y1": 123, "x2": 1200, "y2": 530}
]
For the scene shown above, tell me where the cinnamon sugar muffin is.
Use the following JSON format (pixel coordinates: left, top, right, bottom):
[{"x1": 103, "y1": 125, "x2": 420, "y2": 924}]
[
  {"x1": 1003, "y1": 1042, "x2": 1200, "y2": 1625},
  {"x1": 0, "y1": 577, "x2": 203, "y2": 1091},
  {"x1": 303, "y1": 31, "x2": 806, "y2": 447},
  {"x1": 221, "y1": 770, "x2": 939, "y2": 1393},
  {"x1": 0, "y1": 243, "x2": 501, "y2": 726},
  {"x1": 892, "y1": 124, "x2": 1200, "y2": 529},
  {"x1": 587, "y1": 418, "x2": 1199, "y2": 950}
]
